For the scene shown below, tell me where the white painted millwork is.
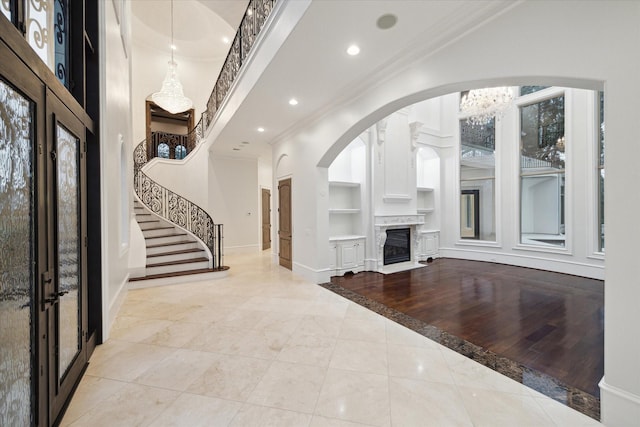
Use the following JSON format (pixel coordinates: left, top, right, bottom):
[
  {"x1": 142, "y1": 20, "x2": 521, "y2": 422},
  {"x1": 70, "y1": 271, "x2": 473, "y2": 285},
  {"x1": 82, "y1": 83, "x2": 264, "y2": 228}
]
[
  {"x1": 418, "y1": 230, "x2": 439, "y2": 260},
  {"x1": 328, "y1": 236, "x2": 365, "y2": 276}
]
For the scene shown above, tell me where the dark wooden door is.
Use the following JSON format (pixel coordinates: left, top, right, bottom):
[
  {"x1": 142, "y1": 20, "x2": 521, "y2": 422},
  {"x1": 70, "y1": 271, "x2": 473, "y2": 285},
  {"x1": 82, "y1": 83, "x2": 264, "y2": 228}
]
[
  {"x1": 45, "y1": 90, "x2": 88, "y2": 422},
  {"x1": 0, "y1": 40, "x2": 88, "y2": 427},
  {"x1": 262, "y1": 188, "x2": 271, "y2": 250},
  {"x1": 278, "y1": 179, "x2": 292, "y2": 269},
  {"x1": 0, "y1": 39, "x2": 46, "y2": 427}
]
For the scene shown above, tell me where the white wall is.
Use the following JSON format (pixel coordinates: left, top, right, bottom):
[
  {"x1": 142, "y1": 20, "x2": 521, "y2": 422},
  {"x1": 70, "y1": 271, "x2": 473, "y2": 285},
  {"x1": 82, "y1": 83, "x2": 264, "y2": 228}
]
[
  {"x1": 258, "y1": 156, "x2": 273, "y2": 251},
  {"x1": 99, "y1": 0, "x2": 133, "y2": 339},
  {"x1": 143, "y1": 143, "x2": 210, "y2": 211},
  {"x1": 258, "y1": 156, "x2": 273, "y2": 189},
  {"x1": 209, "y1": 155, "x2": 259, "y2": 249},
  {"x1": 328, "y1": 138, "x2": 365, "y2": 183},
  {"x1": 272, "y1": 2, "x2": 640, "y2": 424}
]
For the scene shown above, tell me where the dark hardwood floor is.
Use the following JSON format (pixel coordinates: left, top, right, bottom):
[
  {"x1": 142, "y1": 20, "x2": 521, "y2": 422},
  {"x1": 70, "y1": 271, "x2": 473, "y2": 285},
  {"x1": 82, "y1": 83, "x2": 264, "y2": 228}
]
[{"x1": 330, "y1": 258, "x2": 604, "y2": 397}]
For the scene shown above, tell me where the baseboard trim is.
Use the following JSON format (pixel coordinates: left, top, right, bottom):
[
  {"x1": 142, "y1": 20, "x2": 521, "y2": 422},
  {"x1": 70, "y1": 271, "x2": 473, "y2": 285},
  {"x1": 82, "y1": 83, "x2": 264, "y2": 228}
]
[
  {"x1": 225, "y1": 244, "x2": 260, "y2": 250},
  {"x1": 440, "y1": 247, "x2": 604, "y2": 279},
  {"x1": 105, "y1": 273, "x2": 129, "y2": 340},
  {"x1": 292, "y1": 261, "x2": 330, "y2": 284},
  {"x1": 599, "y1": 377, "x2": 640, "y2": 426}
]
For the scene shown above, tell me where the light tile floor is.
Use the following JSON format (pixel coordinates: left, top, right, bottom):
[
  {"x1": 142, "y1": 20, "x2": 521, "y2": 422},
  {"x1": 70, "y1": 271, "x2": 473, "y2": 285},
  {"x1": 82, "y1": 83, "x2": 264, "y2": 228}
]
[{"x1": 61, "y1": 250, "x2": 603, "y2": 426}]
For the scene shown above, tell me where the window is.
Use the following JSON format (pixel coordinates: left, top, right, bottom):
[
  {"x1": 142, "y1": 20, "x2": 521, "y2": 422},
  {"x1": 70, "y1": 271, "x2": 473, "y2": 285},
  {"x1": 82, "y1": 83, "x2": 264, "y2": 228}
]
[
  {"x1": 519, "y1": 95, "x2": 565, "y2": 247},
  {"x1": 175, "y1": 145, "x2": 187, "y2": 160},
  {"x1": 24, "y1": 0, "x2": 69, "y2": 88},
  {"x1": 598, "y1": 91, "x2": 605, "y2": 251},
  {"x1": 459, "y1": 118, "x2": 496, "y2": 241},
  {"x1": 520, "y1": 86, "x2": 549, "y2": 96},
  {"x1": 157, "y1": 143, "x2": 170, "y2": 159}
]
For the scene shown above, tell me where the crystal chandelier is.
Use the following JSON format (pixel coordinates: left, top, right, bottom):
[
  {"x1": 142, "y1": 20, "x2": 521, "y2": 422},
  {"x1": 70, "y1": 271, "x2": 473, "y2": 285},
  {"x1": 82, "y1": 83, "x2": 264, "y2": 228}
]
[
  {"x1": 152, "y1": 0, "x2": 193, "y2": 115},
  {"x1": 460, "y1": 87, "x2": 514, "y2": 126}
]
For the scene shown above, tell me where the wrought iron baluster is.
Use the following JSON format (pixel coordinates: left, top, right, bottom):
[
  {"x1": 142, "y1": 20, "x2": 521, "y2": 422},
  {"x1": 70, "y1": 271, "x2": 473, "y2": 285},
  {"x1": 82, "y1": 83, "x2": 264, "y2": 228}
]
[
  {"x1": 133, "y1": 140, "x2": 223, "y2": 268},
  {"x1": 203, "y1": 0, "x2": 278, "y2": 133}
]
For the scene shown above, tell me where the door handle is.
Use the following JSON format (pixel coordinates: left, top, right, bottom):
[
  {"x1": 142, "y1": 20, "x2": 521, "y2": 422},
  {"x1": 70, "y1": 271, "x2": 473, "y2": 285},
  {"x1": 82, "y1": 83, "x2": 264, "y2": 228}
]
[{"x1": 44, "y1": 291, "x2": 68, "y2": 304}]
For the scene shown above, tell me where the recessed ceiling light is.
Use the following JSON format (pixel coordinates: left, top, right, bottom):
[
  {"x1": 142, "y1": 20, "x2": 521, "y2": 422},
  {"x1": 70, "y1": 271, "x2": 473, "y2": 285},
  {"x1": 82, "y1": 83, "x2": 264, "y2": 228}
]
[
  {"x1": 376, "y1": 13, "x2": 397, "y2": 30},
  {"x1": 170, "y1": 44, "x2": 177, "y2": 51},
  {"x1": 233, "y1": 148, "x2": 240, "y2": 151},
  {"x1": 257, "y1": 127, "x2": 265, "y2": 132},
  {"x1": 222, "y1": 37, "x2": 230, "y2": 44},
  {"x1": 242, "y1": 141, "x2": 250, "y2": 145},
  {"x1": 347, "y1": 44, "x2": 360, "y2": 56},
  {"x1": 289, "y1": 98, "x2": 299, "y2": 106}
]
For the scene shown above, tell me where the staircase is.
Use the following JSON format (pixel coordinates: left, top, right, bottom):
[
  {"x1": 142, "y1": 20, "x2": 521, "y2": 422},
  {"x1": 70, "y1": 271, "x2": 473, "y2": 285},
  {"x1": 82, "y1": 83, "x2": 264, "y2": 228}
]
[
  {"x1": 129, "y1": 200, "x2": 227, "y2": 288},
  {"x1": 126, "y1": 0, "x2": 279, "y2": 288}
]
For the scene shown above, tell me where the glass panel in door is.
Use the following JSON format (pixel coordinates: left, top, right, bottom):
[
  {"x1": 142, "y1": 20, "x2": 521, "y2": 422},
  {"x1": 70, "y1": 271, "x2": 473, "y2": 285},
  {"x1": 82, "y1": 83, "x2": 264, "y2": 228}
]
[
  {"x1": 0, "y1": 78, "x2": 35, "y2": 426},
  {"x1": 55, "y1": 123, "x2": 80, "y2": 380}
]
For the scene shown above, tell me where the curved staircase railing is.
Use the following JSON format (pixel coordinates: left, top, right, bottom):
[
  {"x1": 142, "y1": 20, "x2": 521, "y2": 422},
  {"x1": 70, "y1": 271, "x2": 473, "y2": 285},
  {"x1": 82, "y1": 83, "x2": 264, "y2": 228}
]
[
  {"x1": 133, "y1": 140, "x2": 224, "y2": 270},
  {"x1": 129, "y1": 0, "x2": 280, "y2": 272}
]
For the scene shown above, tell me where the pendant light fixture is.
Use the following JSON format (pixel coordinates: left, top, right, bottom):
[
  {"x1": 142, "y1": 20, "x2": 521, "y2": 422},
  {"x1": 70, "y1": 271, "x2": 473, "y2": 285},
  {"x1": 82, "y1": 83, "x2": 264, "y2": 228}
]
[{"x1": 152, "y1": 0, "x2": 193, "y2": 114}]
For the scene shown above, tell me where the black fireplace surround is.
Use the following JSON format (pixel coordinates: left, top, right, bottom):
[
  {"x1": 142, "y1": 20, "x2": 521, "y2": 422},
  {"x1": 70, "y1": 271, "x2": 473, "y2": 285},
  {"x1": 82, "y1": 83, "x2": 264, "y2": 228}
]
[{"x1": 383, "y1": 228, "x2": 411, "y2": 265}]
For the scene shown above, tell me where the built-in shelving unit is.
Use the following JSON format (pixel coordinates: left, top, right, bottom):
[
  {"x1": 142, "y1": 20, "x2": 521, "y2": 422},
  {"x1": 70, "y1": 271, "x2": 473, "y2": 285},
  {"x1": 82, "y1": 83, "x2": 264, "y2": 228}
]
[
  {"x1": 329, "y1": 181, "x2": 363, "y2": 238},
  {"x1": 415, "y1": 187, "x2": 439, "y2": 260},
  {"x1": 328, "y1": 180, "x2": 366, "y2": 275},
  {"x1": 329, "y1": 181, "x2": 360, "y2": 211},
  {"x1": 417, "y1": 187, "x2": 435, "y2": 213}
]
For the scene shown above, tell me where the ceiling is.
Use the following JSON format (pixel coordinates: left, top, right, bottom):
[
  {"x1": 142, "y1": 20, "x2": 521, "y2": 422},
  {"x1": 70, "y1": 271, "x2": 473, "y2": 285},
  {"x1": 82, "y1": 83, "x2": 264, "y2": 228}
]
[
  {"x1": 130, "y1": 0, "x2": 248, "y2": 60},
  {"x1": 131, "y1": 1, "x2": 513, "y2": 160},
  {"x1": 206, "y1": 0, "x2": 514, "y2": 160}
]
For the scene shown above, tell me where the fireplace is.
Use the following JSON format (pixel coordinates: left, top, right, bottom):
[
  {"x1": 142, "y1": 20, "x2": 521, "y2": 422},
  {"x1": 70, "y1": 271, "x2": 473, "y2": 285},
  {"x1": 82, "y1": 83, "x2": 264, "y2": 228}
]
[
  {"x1": 374, "y1": 214, "x2": 426, "y2": 274},
  {"x1": 383, "y1": 228, "x2": 411, "y2": 265}
]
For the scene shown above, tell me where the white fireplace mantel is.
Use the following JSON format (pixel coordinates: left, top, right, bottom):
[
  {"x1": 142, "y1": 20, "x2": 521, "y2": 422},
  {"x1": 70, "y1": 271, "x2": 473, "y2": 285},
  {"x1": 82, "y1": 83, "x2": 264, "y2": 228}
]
[
  {"x1": 374, "y1": 214, "x2": 427, "y2": 274},
  {"x1": 374, "y1": 214, "x2": 425, "y2": 227}
]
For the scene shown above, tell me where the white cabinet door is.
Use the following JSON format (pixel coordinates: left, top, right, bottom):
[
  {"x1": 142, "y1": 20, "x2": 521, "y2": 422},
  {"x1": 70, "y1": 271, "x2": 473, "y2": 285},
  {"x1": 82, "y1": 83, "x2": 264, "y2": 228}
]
[
  {"x1": 329, "y1": 244, "x2": 337, "y2": 269},
  {"x1": 422, "y1": 231, "x2": 439, "y2": 256},
  {"x1": 355, "y1": 240, "x2": 365, "y2": 266},
  {"x1": 341, "y1": 243, "x2": 357, "y2": 268}
]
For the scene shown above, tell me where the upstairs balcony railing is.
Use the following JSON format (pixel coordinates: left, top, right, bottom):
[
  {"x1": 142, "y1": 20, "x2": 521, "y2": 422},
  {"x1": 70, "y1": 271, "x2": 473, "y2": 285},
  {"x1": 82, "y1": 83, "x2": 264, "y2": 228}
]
[
  {"x1": 204, "y1": 0, "x2": 277, "y2": 132},
  {"x1": 150, "y1": 131, "x2": 190, "y2": 160},
  {"x1": 146, "y1": 0, "x2": 277, "y2": 163}
]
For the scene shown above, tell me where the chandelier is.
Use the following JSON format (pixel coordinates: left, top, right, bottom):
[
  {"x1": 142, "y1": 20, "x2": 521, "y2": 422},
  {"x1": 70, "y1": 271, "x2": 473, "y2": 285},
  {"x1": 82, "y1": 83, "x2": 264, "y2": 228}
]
[
  {"x1": 460, "y1": 87, "x2": 513, "y2": 126},
  {"x1": 152, "y1": 0, "x2": 193, "y2": 115}
]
